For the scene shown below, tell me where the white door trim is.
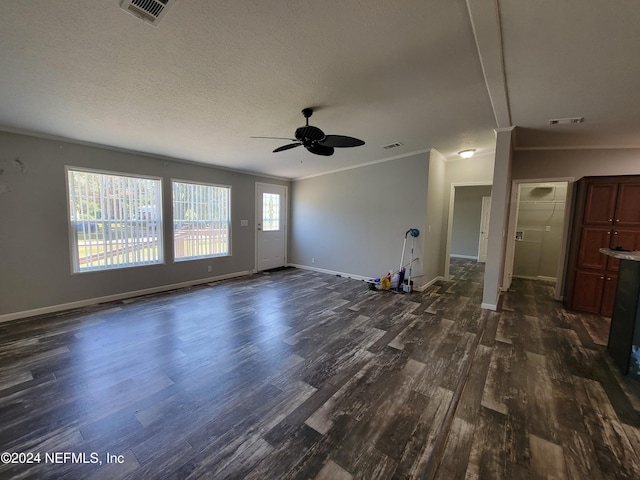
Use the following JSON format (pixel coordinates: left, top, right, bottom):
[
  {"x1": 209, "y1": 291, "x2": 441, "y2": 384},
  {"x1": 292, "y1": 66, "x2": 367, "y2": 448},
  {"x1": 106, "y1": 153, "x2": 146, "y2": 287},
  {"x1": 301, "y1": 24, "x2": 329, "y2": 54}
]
[
  {"x1": 477, "y1": 196, "x2": 492, "y2": 263},
  {"x1": 255, "y1": 182, "x2": 288, "y2": 271}
]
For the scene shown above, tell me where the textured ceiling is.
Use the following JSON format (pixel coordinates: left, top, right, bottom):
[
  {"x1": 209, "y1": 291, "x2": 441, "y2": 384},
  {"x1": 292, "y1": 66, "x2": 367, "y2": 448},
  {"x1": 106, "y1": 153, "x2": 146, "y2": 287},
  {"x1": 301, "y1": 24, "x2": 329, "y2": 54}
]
[{"x1": 0, "y1": 1, "x2": 638, "y2": 179}]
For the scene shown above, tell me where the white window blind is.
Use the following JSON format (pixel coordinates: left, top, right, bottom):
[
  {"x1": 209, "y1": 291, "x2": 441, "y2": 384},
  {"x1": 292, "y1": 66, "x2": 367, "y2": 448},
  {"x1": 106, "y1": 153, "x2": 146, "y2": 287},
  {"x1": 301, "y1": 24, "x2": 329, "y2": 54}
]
[
  {"x1": 172, "y1": 181, "x2": 231, "y2": 260},
  {"x1": 67, "y1": 168, "x2": 163, "y2": 272}
]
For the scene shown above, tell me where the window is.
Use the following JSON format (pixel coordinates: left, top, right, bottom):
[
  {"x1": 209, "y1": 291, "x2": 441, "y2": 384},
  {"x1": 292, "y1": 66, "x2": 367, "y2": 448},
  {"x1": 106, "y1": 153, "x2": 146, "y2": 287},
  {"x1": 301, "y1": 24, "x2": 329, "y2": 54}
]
[
  {"x1": 67, "y1": 168, "x2": 163, "y2": 272},
  {"x1": 262, "y1": 192, "x2": 280, "y2": 231},
  {"x1": 172, "y1": 181, "x2": 231, "y2": 260}
]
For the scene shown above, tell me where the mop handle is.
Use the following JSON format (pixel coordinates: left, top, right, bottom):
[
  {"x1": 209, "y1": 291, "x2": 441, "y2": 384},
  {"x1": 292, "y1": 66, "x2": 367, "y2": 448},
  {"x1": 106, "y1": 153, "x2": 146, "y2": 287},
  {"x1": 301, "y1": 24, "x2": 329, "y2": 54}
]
[{"x1": 399, "y1": 233, "x2": 408, "y2": 272}]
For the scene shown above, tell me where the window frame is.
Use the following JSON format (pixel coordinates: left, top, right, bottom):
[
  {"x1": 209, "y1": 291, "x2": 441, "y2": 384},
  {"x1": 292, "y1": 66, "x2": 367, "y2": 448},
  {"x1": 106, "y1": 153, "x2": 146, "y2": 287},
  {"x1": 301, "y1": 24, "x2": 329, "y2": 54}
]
[
  {"x1": 171, "y1": 178, "x2": 232, "y2": 262},
  {"x1": 66, "y1": 166, "x2": 165, "y2": 273}
]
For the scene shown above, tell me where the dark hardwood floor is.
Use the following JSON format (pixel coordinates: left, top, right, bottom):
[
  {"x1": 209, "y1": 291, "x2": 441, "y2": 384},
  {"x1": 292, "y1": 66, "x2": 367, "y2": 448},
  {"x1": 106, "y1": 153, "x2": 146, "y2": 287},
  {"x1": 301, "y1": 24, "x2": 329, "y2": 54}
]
[{"x1": 2, "y1": 259, "x2": 640, "y2": 479}]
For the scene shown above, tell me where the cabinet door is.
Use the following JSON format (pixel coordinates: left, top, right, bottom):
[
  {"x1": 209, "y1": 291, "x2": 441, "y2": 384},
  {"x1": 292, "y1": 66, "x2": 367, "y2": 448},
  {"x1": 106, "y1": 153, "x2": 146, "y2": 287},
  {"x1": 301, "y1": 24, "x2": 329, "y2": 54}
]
[
  {"x1": 578, "y1": 227, "x2": 612, "y2": 269},
  {"x1": 607, "y1": 229, "x2": 640, "y2": 271},
  {"x1": 601, "y1": 273, "x2": 618, "y2": 317},
  {"x1": 572, "y1": 270, "x2": 605, "y2": 314},
  {"x1": 584, "y1": 183, "x2": 617, "y2": 225},
  {"x1": 614, "y1": 183, "x2": 640, "y2": 226}
]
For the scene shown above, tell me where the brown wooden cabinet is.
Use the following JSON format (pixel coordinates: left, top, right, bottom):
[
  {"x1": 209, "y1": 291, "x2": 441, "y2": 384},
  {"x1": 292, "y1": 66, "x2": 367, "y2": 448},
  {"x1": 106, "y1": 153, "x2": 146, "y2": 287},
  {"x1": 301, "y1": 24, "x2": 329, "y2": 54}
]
[
  {"x1": 571, "y1": 270, "x2": 605, "y2": 313},
  {"x1": 577, "y1": 227, "x2": 611, "y2": 269},
  {"x1": 615, "y1": 183, "x2": 640, "y2": 226},
  {"x1": 584, "y1": 182, "x2": 617, "y2": 225},
  {"x1": 565, "y1": 175, "x2": 640, "y2": 317}
]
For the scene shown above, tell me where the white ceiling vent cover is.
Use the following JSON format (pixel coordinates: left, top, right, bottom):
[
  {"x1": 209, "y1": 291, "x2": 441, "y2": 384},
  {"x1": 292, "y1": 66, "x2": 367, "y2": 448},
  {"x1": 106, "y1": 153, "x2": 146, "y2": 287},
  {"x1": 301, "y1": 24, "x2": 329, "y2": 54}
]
[
  {"x1": 120, "y1": 0, "x2": 174, "y2": 26},
  {"x1": 548, "y1": 117, "x2": 583, "y2": 125}
]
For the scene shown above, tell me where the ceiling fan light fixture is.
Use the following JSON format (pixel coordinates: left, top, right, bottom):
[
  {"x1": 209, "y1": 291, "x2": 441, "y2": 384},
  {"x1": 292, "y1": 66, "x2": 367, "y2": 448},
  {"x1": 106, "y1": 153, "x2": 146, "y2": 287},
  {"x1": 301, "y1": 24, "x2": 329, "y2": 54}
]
[{"x1": 458, "y1": 149, "x2": 476, "y2": 159}]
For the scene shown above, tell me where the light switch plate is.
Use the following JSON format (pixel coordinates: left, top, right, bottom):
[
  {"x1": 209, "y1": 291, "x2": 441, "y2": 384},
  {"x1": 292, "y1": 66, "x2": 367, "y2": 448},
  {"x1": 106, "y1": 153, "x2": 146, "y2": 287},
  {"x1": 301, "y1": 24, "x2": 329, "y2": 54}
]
[{"x1": 240, "y1": 219, "x2": 248, "y2": 227}]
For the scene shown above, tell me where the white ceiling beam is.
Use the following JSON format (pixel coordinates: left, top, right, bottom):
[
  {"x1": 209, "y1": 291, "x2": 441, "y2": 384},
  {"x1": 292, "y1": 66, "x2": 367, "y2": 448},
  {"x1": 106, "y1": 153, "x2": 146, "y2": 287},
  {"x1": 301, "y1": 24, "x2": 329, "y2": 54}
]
[{"x1": 466, "y1": 0, "x2": 512, "y2": 129}]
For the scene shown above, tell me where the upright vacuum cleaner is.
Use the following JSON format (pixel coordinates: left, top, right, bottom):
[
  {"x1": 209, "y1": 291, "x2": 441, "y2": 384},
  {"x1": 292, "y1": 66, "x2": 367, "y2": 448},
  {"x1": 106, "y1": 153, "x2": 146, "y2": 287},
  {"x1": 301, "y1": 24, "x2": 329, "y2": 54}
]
[{"x1": 397, "y1": 228, "x2": 420, "y2": 292}]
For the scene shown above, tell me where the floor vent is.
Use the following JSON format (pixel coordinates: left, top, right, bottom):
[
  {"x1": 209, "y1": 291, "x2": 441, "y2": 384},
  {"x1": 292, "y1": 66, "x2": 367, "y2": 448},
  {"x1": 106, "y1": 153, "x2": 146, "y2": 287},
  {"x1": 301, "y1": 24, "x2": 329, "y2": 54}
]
[
  {"x1": 382, "y1": 142, "x2": 404, "y2": 150},
  {"x1": 120, "y1": 0, "x2": 174, "y2": 26}
]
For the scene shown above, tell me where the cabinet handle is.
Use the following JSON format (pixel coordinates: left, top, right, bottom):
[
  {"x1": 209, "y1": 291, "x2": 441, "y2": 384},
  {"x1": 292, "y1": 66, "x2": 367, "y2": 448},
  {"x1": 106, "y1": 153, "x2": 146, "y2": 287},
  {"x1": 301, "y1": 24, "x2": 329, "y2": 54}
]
[
  {"x1": 614, "y1": 231, "x2": 618, "y2": 235},
  {"x1": 607, "y1": 277, "x2": 612, "y2": 281},
  {"x1": 609, "y1": 218, "x2": 613, "y2": 222},
  {"x1": 616, "y1": 219, "x2": 620, "y2": 222},
  {"x1": 600, "y1": 276, "x2": 604, "y2": 279}
]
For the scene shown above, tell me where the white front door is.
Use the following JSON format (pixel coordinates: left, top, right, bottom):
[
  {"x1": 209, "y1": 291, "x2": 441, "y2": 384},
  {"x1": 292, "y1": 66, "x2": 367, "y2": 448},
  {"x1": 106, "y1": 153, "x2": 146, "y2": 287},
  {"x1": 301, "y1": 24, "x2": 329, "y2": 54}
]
[
  {"x1": 477, "y1": 196, "x2": 491, "y2": 263},
  {"x1": 256, "y1": 183, "x2": 287, "y2": 271}
]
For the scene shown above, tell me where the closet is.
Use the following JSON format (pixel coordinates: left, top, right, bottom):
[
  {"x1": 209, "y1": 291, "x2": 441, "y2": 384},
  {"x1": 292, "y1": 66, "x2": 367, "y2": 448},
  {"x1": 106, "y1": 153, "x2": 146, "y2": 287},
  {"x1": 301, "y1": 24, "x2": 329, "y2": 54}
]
[{"x1": 564, "y1": 176, "x2": 640, "y2": 316}]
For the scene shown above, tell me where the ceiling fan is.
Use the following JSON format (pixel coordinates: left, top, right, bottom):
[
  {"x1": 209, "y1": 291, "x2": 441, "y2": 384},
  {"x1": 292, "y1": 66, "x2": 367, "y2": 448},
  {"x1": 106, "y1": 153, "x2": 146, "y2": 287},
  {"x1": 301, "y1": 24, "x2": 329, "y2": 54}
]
[{"x1": 252, "y1": 108, "x2": 365, "y2": 156}]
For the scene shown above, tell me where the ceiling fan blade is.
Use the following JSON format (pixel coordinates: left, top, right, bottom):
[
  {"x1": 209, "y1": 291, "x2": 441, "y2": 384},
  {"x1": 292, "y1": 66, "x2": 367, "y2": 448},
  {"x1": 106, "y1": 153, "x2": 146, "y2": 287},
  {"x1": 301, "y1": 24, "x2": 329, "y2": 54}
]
[
  {"x1": 306, "y1": 143, "x2": 334, "y2": 156},
  {"x1": 273, "y1": 143, "x2": 302, "y2": 153},
  {"x1": 320, "y1": 135, "x2": 365, "y2": 148},
  {"x1": 251, "y1": 136, "x2": 297, "y2": 141}
]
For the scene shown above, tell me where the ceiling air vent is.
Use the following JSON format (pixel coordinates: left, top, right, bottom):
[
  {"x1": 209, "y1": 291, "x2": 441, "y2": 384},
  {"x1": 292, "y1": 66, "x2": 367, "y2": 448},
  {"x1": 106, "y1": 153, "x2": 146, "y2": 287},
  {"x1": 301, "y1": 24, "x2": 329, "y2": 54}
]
[
  {"x1": 548, "y1": 117, "x2": 583, "y2": 125},
  {"x1": 120, "y1": 0, "x2": 174, "y2": 26},
  {"x1": 382, "y1": 142, "x2": 404, "y2": 150}
]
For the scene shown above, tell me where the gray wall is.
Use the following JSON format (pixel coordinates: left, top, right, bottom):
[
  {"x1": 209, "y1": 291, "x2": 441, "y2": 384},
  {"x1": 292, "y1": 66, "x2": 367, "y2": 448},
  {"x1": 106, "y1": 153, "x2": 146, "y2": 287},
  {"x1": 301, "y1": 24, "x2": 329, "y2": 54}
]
[
  {"x1": 425, "y1": 150, "x2": 447, "y2": 282},
  {"x1": 451, "y1": 185, "x2": 492, "y2": 258},
  {"x1": 490, "y1": 141, "x2": 640, "y2": 302},
  {"x1": 444, "y1": 152, "x2": 495, "y2": 189},
  {"x1": 512, "y1": 148, "x2": 640, "y2": 179},
  {"x1": 476, "y1": 135, "x2": 637, "y2": 307},
  {"x1": 290, "y1": 152, "x2": 430, "y2": 284},
  {"x1": 513, "y1": 182, "x2": 566, "y2": 279},
  {"x1": 0, "y1": 130, "x2": 289, "y2": 318}
]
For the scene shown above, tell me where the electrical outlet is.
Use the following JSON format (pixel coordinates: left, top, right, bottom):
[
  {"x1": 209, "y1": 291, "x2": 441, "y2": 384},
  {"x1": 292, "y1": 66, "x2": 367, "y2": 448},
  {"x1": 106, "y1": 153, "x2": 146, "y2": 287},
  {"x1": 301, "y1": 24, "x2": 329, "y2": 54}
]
[
  {"x1": 545, "y1": 226, "x2": 551, "y2": 232},
  {"x1": 311, "y1": 257, "x2": 315, "y2": 264},
  {"x1": 207, "y1": 265, "x2": 212, "y2": 272}
]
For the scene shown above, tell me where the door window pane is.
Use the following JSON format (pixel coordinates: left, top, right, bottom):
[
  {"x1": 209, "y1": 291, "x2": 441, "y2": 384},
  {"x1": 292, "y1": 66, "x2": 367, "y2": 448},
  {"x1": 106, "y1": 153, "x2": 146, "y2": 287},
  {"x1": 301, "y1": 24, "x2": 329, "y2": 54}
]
[{"x1": 263, "y1": 193, "x2": 280, "y2": 231}]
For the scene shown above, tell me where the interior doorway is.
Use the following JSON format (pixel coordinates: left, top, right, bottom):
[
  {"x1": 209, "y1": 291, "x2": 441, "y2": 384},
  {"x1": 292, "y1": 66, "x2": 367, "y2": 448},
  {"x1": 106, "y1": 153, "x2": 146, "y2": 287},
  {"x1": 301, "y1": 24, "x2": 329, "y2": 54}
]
[
  {"x1": 445, "y1": 182, "x2": 493, "y2": 279},
  {"x1": 504, "y1": 180, "x2": 573, "y2": 299}
]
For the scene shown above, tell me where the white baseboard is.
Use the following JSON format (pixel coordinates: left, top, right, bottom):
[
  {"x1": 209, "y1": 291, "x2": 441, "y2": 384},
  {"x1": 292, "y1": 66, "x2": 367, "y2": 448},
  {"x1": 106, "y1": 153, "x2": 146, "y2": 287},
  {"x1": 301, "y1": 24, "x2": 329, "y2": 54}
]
[
  {"x1": 0, "y1": 270, "x2": 253, "y2": 324},
  {"x1": 481, "y1": 302, "x2": 497, "y2": 311},
  {"x1": 537, "y1": 275, "x2": 557, "y2": 282},
  {"x1": 414, "y1": 276, "x2": 443, "y2": 292},
  {"x1": 449, "y1": 254, "x2": 479, "y2": 260},
  {"x1": 512, "y1": 274, "x2": 557, "y2": 282},
  {"x1": 286, "y1": 263, "x2": 371, "y2": 282},
  {"x1": 512, "y1": 274, "x2": 537, "y2": 280},
  {"x1": 287, "y1": 263, "x2": 440, "y2": 293}
]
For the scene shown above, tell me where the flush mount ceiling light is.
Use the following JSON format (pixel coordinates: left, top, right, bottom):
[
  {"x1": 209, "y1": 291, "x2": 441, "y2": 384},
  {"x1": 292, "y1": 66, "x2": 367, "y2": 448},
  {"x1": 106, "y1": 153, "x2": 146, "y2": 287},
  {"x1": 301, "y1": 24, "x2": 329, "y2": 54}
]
[{"x1": 458, "y1": 149, "x2": 476, "y2": 159}]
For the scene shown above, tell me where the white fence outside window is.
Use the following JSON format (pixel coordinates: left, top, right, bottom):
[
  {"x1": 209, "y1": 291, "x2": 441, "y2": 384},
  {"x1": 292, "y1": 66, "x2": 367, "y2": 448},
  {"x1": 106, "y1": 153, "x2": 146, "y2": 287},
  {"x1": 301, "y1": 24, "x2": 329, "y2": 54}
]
[
  {"x1": 67, "y1": 167, "x2": 163, "y2": 272},
  {"x1": 172, "y1": 181, "x2": 231, "y2": 260}
]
